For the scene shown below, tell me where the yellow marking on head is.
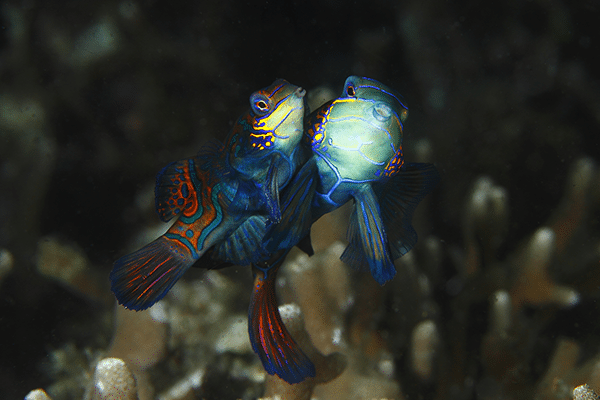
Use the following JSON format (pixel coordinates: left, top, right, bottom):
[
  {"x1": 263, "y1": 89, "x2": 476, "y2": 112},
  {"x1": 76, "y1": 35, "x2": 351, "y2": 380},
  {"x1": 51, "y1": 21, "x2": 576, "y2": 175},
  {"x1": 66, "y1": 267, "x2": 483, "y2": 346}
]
[
  {"x1": 333, "y1": 98, "x2": 356, "y2": 105},
  {"x1": 250, "y1": 133, "x2": 275, "y2": 139}
]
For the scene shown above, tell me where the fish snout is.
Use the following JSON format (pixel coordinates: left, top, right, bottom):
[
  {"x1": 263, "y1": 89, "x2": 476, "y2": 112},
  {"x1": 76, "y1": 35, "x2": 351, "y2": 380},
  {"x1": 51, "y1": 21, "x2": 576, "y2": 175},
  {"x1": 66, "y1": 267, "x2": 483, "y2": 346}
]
[{"x1": 295, "y1": 87, "x2": 306, "y2": 98}]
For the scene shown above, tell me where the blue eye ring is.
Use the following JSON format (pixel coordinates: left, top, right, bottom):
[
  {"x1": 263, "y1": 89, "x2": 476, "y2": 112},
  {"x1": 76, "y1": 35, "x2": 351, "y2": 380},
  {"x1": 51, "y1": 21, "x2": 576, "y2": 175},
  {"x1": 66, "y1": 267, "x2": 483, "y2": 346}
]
[
  {"x1": 250, "y1": 93, "x2": 271, "y2": 116},
  {"x1": 346, "y1": 84, "x2": 356, "y2": 97}
]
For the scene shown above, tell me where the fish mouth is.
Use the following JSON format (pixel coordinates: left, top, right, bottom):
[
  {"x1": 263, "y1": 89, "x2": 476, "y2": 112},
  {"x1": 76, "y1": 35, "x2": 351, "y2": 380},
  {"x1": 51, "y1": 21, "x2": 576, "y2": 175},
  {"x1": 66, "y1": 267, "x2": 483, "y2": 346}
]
[{"x1": 293, "y1": 87, "x2": 309, "y2": 117}]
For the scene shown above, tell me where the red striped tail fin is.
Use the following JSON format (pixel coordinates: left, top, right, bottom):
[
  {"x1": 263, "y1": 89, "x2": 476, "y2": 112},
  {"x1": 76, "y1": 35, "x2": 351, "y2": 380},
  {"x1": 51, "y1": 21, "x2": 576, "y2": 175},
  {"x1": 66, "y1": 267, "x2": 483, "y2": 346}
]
[{"x1": 110, "y1": 236, "x2": 195, "y2": 310}]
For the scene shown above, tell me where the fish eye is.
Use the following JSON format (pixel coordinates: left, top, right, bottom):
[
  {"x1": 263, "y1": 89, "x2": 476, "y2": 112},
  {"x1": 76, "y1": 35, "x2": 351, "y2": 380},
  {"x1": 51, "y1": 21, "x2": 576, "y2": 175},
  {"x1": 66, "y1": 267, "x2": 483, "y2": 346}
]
[
  {"x1": 346, "y1": 85, "x2": 356, "y2": 97},
  {"x1": 256, "y1": 100, "x2": 268, "y2": 111},
  {"x1": 250, "y1": 94, "x2": 270, "y2": 116}
]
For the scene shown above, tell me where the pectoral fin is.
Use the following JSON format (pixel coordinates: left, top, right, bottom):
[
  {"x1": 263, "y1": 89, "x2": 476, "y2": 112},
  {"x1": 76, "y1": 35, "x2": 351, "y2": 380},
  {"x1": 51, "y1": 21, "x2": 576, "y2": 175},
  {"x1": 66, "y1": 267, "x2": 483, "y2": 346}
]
[
  {"x1": 378, "y1": 163, "x2": 440, "y2": 259},
  {"x1": 263, "y1": 159, "x2": 282, "y2": 223},
  {"x1": 262, "y1": 157, "x2": 318, "y2": 254},
  {"x1": 209, "y1": 215, "x2": 269, "y2": 266},
  {"x1": 341, "y1": 185, "x2": 396, "y2": 285}
]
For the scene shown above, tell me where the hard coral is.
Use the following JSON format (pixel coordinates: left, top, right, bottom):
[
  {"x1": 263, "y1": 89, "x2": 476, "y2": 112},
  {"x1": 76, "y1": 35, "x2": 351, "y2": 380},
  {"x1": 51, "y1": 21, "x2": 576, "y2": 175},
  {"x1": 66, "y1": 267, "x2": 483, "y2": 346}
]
[{"x1": 87, "y1": 358, "x2": 137, "y2": 400}]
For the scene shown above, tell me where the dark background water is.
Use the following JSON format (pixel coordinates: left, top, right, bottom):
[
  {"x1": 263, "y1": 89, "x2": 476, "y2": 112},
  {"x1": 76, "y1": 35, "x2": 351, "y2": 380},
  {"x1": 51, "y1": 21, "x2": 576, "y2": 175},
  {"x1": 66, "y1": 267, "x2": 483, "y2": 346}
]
[{"x1": 1, "y1": 0, "x2": 599, "y2": 399}]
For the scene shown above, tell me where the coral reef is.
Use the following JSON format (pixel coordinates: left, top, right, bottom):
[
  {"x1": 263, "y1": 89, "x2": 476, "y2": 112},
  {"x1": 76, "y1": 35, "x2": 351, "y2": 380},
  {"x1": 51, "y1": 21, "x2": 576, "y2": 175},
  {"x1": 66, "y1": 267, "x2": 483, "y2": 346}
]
[
  {"x1": 86, "y1": 358, "x2": 137, "y2": 400},
  {"x1": 1, "y1": 0, "x2": 599, "y2": 399},
  {"x1": 574, "y1": 385, "x2": 600, "y2": 400},
  {"x1": 24, "y1": 389, "x2": 52, "y2": 400}
]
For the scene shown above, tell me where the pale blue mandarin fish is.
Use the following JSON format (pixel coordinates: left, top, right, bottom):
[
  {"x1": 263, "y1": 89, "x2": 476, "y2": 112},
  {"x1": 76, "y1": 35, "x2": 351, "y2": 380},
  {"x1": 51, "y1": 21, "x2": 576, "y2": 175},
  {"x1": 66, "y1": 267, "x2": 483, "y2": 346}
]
[
  {"x1": 264, "y1": 75, "x2": 440, "y2": 284},
  {"x1": 109, "y1": 79, "x2": 306, "y2": 311}
]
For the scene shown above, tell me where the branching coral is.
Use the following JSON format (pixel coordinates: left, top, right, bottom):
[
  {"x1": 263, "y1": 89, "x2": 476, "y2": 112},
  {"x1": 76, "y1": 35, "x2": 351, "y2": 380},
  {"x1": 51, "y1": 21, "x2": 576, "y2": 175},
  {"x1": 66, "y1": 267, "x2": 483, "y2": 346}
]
[
  {"x1": 575, "y1": 384, "x2": 600, "y2": 400},
  {"x1": 86, "y1": 358, "x2": 137, "y2": 400},
  {"x1": 24, "y1": 389, "x2": 53, "y2": 400},
  {"x1": 36, "y1": 237, "x2": 113, "y2": 305},
  {"x1": 442, "y1": 158, "x2": 600, "y2": 399},
  {"x1": 266, "y1": 242, "x2": 403, "y2": 399},
  {"x1": 23, "y1": 157, "x2": 599, "y2": 400}
]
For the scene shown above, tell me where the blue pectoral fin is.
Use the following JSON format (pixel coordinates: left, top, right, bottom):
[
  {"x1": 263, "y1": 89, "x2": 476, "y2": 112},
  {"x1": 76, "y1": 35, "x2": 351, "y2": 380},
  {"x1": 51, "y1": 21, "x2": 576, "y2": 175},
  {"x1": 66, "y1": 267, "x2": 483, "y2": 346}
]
[
  {"x1": 210, "y1": 215, "x2": 268, "y2": 266},
  {"x1": 155, "y1": 159, "x2": 201, "y2": 222},
  {"x1": 378, "y1": 162, "x2": 440, "y2": 259},
  {"x1": 340, "y1": 209, "x2": 366, "y2": 269},
  {"x1": 341, "y1": 185, "x2": 396, "y2": 285},
  {"x1": 263, "y1": 159, "x2": 282, "y2": 223},
  {"x1": 263, "y1": 157, "x2": 318, "y2": 254},
  {"x1": 248, "y1": 257, "x2": 316, "y2": 384},
  {"x1": 110, "y1": 236, "x2": 195, "y2": 310}
]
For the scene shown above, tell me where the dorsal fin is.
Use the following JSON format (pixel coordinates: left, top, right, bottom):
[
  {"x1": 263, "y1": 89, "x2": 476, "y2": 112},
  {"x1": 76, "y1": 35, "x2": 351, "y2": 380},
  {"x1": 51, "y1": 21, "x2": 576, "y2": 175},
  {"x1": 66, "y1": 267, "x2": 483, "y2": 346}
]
[
  {"x1": 155, "y1": 159, "x2": 200, "y2": 222},
  {"x1": 197, "y1": 139, "x2": 225, "y2": 157}
]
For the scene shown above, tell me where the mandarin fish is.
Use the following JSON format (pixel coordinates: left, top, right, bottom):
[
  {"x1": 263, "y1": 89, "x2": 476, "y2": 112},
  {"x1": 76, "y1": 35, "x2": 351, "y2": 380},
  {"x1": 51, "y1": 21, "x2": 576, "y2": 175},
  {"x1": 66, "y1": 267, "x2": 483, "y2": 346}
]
[
  {"x1": 244, "y1": 76, "x2": 439, "y2": 384},
  {"x1": 110, "y1": 79, "x2": 306, "y2": 311},
  {"x1": 264, "y1": 75, "x2": 439, "y2": 282},
  {"x1": 195, "y1": 84, "x2": 317, "y2": 384},
  {"x1": 193, "y1": 113, "x2": 317, "y2": 383}
]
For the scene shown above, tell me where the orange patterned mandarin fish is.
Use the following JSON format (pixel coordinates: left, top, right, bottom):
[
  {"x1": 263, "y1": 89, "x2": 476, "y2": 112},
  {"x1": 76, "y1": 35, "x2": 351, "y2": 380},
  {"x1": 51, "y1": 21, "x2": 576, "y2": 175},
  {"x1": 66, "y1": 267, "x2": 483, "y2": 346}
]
[{"x1": 110, "y1": 80, "x2": 306, "y2": 311}]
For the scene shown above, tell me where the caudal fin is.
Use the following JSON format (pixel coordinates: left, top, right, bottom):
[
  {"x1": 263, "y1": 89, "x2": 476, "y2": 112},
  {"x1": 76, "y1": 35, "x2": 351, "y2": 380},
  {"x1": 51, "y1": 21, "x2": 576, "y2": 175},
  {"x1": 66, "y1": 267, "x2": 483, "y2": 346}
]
[
  {"x1": 110, "y1": 236, "x2": 195, "y2": 310},
  {"x1": 248, "y1": 260, "x2": 316, "y2": 384}
]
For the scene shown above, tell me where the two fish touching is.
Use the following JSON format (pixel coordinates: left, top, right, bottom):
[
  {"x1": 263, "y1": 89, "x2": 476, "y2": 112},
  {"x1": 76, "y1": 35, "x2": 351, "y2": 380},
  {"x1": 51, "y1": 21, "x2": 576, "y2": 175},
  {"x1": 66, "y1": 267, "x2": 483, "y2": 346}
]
[{"x1": 110, "y1": 76, "x2": 440, "y2": 384}]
